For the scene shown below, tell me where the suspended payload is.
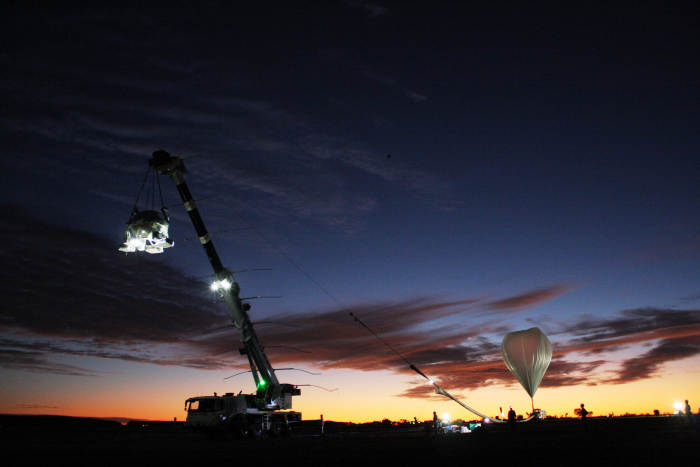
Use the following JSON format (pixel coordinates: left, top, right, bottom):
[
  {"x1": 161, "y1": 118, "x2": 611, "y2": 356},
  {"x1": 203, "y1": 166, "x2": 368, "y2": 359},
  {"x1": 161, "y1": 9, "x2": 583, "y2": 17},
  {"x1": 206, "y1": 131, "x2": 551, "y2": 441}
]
[
  {"x1": 501, "y1": 327, "x2": 552, "y2": 399},
  {"x1": 119, "y1": 207, "x2": 174, "y2": 254},
  {"x1": 119, "y1": 157, "x2": 174, "y2": 254}
]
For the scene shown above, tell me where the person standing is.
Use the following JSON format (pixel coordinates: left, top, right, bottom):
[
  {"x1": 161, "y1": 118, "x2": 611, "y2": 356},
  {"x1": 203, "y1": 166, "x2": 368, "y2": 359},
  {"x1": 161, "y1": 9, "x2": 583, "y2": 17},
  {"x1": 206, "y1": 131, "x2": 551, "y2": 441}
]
[
  {"x1": 507, "y1": 406, "x2": 516, "y2": 431},
  {"x1": 580, "y1": 403, "x2": 589, "y2": 429},
  {"x1": 685, "y1": 400, "x2": 694, "y2": 425}
]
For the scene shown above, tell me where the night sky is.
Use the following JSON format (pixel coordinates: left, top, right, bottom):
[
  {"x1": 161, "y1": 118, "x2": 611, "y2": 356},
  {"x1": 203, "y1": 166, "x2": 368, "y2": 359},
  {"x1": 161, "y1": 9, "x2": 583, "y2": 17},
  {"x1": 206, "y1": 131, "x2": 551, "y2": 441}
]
[{"x1": 1, "y1": 1, "x2": 698, "y2": 422}]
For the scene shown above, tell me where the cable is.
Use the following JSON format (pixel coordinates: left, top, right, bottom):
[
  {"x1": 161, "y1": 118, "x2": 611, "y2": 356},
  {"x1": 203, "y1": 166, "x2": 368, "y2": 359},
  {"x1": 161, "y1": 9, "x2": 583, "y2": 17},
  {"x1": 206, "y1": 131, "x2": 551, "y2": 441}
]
[
  {"x1": 157, "y1": 170, "x2": 165, "y2": 209},
  {"x1": 208, "y1": 177, "x2": 507, "y2": 420},
  {"x1": 131, "y1": 166, "x2": 152, "y2": 214},
  {"x1": 218, "y1": 197, "x2": 348, "y2": 311},
  {"x1": 349, "y1": 312, "x2": 412, "y2": 367}
]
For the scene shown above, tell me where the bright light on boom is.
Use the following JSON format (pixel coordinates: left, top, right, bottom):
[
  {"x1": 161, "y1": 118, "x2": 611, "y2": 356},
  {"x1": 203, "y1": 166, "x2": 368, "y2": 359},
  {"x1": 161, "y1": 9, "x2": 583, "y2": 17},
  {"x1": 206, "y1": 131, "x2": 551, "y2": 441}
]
[{"x1": 211, "y1": 279, "x2": 232, "y2": 291}]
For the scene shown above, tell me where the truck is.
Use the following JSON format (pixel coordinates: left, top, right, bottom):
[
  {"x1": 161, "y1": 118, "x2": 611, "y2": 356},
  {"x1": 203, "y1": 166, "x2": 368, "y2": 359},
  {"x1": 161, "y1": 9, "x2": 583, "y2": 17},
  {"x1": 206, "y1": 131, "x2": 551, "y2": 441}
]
[{"x1": 122, "y1": 150, "x2": 302, "y2": 439}]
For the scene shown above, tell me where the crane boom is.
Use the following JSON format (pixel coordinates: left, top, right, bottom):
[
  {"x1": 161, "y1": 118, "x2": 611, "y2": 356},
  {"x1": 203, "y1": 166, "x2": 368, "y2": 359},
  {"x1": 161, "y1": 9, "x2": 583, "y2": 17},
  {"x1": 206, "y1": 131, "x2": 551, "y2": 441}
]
[{"x1": 149, "y1": 150, "x2": 283, "y2": 408}]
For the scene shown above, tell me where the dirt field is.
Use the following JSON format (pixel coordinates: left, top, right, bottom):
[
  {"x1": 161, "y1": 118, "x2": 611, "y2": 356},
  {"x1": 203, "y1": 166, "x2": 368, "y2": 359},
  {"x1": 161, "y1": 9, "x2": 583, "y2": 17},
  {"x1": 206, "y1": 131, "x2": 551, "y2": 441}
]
[{"x1": 1, "y1": 416, "x2": 698, "y2": 466}]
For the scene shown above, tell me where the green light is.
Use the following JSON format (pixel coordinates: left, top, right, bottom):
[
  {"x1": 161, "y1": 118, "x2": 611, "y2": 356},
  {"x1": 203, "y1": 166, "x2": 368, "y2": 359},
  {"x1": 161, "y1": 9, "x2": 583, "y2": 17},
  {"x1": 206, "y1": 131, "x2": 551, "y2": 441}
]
[{"x1": 258, "y1": 381, "x2": 266, "y2": 388}]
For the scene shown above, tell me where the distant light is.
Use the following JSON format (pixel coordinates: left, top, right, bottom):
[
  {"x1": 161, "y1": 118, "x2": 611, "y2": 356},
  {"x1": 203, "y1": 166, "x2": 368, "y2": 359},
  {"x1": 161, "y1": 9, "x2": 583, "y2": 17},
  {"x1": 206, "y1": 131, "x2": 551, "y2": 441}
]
[
  {"x1": 429, "y1": 380, "x2": 434, "y2": 385},
  {"x1": 674, "y1": 402, "x2": 684, "y2": 411},
  {"x1": 484, "y1": 418, "x2": 490, "y2": 423},
  {"x1": 210, "y1": 282, "x2": 219, "y2": 291},
  {"x1": 220, "y1": 279, "x2": 231, "y2": 290},
  {"x1": 441, "y1": 413, "x2": 450, "y2": 422}
]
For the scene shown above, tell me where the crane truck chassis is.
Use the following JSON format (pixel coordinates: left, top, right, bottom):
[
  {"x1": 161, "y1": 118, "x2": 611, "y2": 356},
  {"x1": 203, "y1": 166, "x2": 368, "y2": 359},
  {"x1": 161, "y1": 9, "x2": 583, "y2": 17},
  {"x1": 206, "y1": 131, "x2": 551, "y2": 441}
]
[
  {"x1": 122, "y1": 150, "x2": 302, "y2": 439},
  {"x1": 184, "y1": 385, "x2": 301, "y2": 439}
]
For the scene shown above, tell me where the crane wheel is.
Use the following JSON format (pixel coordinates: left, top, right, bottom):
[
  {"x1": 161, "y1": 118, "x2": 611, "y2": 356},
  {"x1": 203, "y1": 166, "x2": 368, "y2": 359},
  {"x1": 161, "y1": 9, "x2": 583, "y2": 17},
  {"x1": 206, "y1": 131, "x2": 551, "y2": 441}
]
[
  {"x1": 232, "y1": 424, "x2": 249, "y2": 440},
  {"x1": 268, "y1": 422, "x2": 282, "y2": 437},
  {"x1": 249, "y1": 424, "x2": 263, "y2": 439}
]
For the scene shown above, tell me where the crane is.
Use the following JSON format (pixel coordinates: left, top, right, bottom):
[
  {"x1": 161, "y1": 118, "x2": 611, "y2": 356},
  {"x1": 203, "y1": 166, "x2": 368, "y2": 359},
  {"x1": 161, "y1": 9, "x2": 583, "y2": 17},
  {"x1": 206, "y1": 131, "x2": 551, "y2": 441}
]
[{"x1": 122, "y1": 150, "x2": 301, "y2": 439}]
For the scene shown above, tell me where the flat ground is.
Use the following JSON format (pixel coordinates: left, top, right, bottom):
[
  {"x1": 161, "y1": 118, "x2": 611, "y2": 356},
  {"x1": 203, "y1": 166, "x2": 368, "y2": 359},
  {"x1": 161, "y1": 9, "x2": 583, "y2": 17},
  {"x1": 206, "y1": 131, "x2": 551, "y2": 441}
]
[{"x1": 1, "y1": 416, "x2": 698, "y2": 466}]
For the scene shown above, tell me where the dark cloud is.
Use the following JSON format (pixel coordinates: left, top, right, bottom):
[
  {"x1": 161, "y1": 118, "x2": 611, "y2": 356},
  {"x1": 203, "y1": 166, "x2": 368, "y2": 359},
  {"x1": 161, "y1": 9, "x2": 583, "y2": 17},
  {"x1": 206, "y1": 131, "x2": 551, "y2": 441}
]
[
  {"x1": 539, "y1": 357, "x2": 606, "y2": 388},
  {"x1": 0, "y1": 205, "x2": 498, "y2": 377},
  {"x1": 0, "y1": 349, "x2": 99, "y2": 377},
  {"x1": 1, "y1": 3, "x2": 455, "y2": 237},
  {"x1": 0, "y1": 205, "x2": 228, "y2": 344},
  {"x1": 14, "y1": 405, "x2": 65, "y2": 410},
  {"x1": 561, "y1": 308, "x2": 700, "y2": 352},
  {"x1": 5, "y1": 205, "x2": 698, "y2": 393},
  {"x1": 0, "y1": 205, "x2": 239, "y2": 373},
  {"x1": 1, "y1": 205, "x2": 562, "y2": 383},
  {"x1": 483, "y1": 285, "x2": 574, "y2": 313},
  {"x1": 557, "y1": 307, "x2": 700, "y2": 383},
  {"x1": 607, "y1": 335, "x2": 700, "y2": 384}
]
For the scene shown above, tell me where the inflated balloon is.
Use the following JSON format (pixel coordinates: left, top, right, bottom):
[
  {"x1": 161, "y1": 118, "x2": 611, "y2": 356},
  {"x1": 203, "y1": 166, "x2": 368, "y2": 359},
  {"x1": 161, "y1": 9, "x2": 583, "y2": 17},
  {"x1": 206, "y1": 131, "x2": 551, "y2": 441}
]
[{"x1": 501, "y1": 327, "x2": 552, "y2": 399}]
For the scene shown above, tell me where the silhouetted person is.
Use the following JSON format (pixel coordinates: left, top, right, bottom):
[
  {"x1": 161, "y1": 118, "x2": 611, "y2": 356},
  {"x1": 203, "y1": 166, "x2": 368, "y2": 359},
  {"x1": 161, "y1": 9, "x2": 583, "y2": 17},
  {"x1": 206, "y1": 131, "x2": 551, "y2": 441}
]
[
  {"x1": 507, "y1": 406, "x2": 516, "y2": 431},
  {"x1": 433, "y1": 411, "x2": 439, "y2": 434},
  {"x1": 580, "y1": 403, "x2": 588, "y2": 429},
  {"x1": 685, "y1": 400, "x2": 694, "y2": 425}
]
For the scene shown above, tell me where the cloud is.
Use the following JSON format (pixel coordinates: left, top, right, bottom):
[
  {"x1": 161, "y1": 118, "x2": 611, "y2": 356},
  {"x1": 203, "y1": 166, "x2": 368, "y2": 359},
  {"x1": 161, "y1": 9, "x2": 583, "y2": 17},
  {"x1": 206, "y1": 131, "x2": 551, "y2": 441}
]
[
  {"x1": 0, "y1": 205, "x2": 490, "y2": 377},
  {"x1": 13, "y1": 405, "x2": 66, "y2": 410},
  {"x1": 562, "y1": 308, "x2": 700, "y2": 350},
  {"x1": 342, "y1": 1, "x2": 389, "y2": 18},
  {"x1": 0, "y1": 205, "x2": 239, "y2": 373},
  {"x1": 0, "y1": 207, "x2": 522, "y2": 381},
  {"x1": 607, "y1": 335, "x2": 700, "y2": 384},
  {"x1": 5, "y1": 205, "x2": 697, "y2": 393},
  {"x1": 557, "y1": 307, "x2": 700, "y2": 383},
  {"x1": 484, "y1": 285, "x2": 574, "y2": 313},
  {"x1": 2, "y1": 3, "x2": 448, "y2": 238},
  {"x1": 0, "y1": 349, "x2": 99, "y2": 377}
]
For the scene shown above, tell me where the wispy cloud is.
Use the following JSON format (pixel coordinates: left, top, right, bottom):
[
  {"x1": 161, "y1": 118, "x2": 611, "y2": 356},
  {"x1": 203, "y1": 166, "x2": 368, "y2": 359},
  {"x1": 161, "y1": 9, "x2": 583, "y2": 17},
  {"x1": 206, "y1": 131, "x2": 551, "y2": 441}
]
[
  {"x1": 0, "y1": 349, "x2": 100, "y2": 377},
  {"x1": 342, "y1": 1, "x2": 389, "y2": 18},
  {"x1": 2, "y1": 4, "x2": 445, "y2": 238},
  {"x1": 483, "y1": 285, "x2": 574, "y2": 313},
  {"x1": 608, "y1": 335, "x2": 700, "y2": 384},
  {"x1": 13, "y1": 404, "x2": 66, "y2": 410},
  {"x1": 556, "y1": 308, "x2": 700, "y2": 383},
  {"x1": 0, "y1": 204, "x2": 543, "y2": 381}
]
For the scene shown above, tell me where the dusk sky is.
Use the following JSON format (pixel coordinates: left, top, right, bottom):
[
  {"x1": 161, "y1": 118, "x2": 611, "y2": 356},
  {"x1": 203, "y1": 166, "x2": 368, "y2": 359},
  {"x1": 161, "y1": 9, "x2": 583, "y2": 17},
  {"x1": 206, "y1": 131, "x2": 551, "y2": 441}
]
[{"x1": 1, "y1": 1, "x2": 698, "y2": 423}]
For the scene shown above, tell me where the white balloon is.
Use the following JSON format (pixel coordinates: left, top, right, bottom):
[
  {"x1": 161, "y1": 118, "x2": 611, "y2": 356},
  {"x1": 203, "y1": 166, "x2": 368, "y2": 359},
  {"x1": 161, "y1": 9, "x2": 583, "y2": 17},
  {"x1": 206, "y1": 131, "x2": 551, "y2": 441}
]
[{"x1": 501, "y1": 327, "x2": 552, "y2": 399}]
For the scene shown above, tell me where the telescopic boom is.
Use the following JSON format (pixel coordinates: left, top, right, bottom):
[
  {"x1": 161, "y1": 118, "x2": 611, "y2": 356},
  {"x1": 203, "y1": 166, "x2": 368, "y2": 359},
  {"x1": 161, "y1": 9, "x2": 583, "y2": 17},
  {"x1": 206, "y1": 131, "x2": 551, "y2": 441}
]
[{"x1": 149, "y1": 150, "x2": 283, "y2": 408}]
